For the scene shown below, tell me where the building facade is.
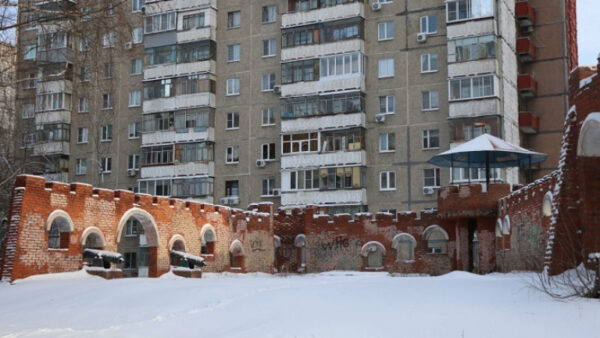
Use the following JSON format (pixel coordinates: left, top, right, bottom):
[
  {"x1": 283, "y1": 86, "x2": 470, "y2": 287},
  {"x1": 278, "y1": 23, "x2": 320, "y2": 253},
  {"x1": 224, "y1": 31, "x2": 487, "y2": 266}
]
[{"x1": 13, "y1": 0, "x2": 575, "y2": 216}]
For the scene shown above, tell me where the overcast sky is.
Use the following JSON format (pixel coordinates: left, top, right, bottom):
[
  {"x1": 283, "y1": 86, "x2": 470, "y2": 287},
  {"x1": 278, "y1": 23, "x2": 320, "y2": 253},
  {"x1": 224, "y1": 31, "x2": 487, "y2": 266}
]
[{"x1": 578, "y1": 0, "x2": 600, "y2": 65}]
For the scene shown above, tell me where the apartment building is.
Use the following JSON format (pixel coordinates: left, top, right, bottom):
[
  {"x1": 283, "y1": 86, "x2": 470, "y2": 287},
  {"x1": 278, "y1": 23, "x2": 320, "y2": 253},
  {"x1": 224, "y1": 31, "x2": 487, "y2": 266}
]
[{"x1": 13, "y1": 0, "x2": 575, "y2": 215}]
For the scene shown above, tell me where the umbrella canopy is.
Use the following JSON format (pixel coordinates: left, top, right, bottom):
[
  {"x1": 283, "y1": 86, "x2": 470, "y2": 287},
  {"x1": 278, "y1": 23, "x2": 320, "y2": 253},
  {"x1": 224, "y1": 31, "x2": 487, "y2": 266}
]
[{"x1": 428, "y1": 134, "x2": 547, "y2": 169}]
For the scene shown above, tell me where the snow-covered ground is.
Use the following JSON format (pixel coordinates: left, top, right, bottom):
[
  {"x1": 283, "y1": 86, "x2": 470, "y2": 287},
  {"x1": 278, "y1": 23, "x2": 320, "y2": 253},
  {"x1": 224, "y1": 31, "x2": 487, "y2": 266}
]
[{"x1": 0, "y1": 271, "x2": 598, "y2": 338}]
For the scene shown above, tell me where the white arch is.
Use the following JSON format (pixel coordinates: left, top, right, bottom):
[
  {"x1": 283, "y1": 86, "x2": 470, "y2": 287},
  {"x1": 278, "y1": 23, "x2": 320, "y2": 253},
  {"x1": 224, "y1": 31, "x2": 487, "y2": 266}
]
[
  {"x1": 423, "y1": 224, "x2": 449, "y2": 240},
  {"x1": 229, "y1": 239, "x2": 244, "y2": 255},
  {"x1": 294, "y1": 234, "x2": 306, "y2": 247},
  {"x1": 542, "y1": 191, "x2": 553, "y2": 217},
  {"x1": 45, "y1": 209, "x2": 74, "y2": 232},
  {"x1": 391, "y1": 233, "x2": 416, "y2": 249},
  {"x1": 273, "y1": 235, "x2": 281, "y2": 248},
  {"x1": 496, "y1": 218, "x2": 503, "y2": 237},
  {"x1": 168, "y1": 234, "x2": 186, "y2": 251},
  {"x1": 577, "y1": 112, "x2": 600, "y2": 157},
  {"x1": 115, "y1": 208, "x2": 160, "y2": 247},
  {"x1": 200, "y1": 223, "x2": 217, "y2": 241},
  {"x1": 80, "y1": 226, "x2": 106, "y2": 247},
  {"x1": 502, "y1": 215, "x2": 511, "y2": 235},
  {"x1": 360, "y1": 241, "x2": 386, "y2": 257}
]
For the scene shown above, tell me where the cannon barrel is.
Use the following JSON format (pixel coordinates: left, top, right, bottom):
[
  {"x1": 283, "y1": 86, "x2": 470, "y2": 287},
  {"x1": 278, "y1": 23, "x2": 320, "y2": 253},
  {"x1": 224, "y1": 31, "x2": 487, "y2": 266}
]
[
  {"x1": 83, "y1": 248, "x2": 125, "y2": 265},
  {"x1": 170, "y1": 250, "x2": 206, "y2": 269}
]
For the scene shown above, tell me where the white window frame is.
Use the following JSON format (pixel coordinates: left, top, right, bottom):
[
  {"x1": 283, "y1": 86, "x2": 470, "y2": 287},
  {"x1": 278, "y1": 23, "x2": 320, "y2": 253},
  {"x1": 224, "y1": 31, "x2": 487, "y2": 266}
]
[
  {"x1": 226, "y1": 77, "x2": 240, "y2": 96},
  {"x1": 262, "y1": 5, "x2": 277, "y2": 24},
  {"x1": 446, "y1": 0, "x2": 494, "y2": 23},
  {"x1": 100, "y1": 157, "x2": 112, "y2": 173},
  {"x1": 78, "y1": 97, "x2": 89, "y2": 113},
  {"x1": 76, "y1": 159, "x2": 87, "y2": 175},
  {"x1": 77, "y1": 127, "x2": 88, "y2": 144},
  {"x1": 380, "y1": 171, "x2": 396, "y2": 191},
  {"x1": 129, "y1": 90, "x2": 141, "y2": 107},
  {"x1": 379, "y1": 133, "x2": 395, "y2": 152},
  {"x1": 262, "y1": 108, "x2": 275, "y2": 126},
  {"x1": 132, "y1": 0, "x2": 144, "y2": 12},
  {"x1": 131, "y1": 58, "x2": 142, "y2": 75},
  {"x1": 128, "y1": 122, "x2": 140, "y2": 139},
  {"x1": 144, "y1": 12, "x2": 176, "y2": 34},
  {"x1": 128, "y1": 154, "x2": 140, "y2": 170},
  {"x1": 263, "y1": 39, "x2": 276, "y2": 57},
  {"x1": 422, "y1": 90, "x2": 439, "y2": 111},
  {"x1": 261, "y1": 143, "x2": 276, "y2": 161},
  {"x1": 21, "y1": 103, "x2": 35, "y2": 119},
  {"x1": 261, "y1": 177, "x2": 276, "y2": 196},
  {"x1": 420, "y1": 15, "x2": 437, "y2": 34},
  {"x1": 449, "y1": 74, "x2": 495, "y2": 101},
  {"x1": 421, "y1": 53, "x2": 439, "y2": 73},
  {"x1": 378, "y1": 21, "x2": 394, "y2": 41},
  {"x1": 422, "y1": 129, "x2": 440, "y2": 150},
  {"x1": 227, "y1": 44, "x2": 241, "y2": 62},
  {"x1": 100, "y1": 125, "x2": 113, "y2": 142},
  {"x1": 132, "y1": 27, "x2": 143, "y2": 44},
  {"x1": 226, "y1": 112, "x2": 239, "y2": 130},
  {"x1": 262, "y1": 73, "x2": 276, "y2": 92},
  {"x1": 226, "y1": 146, "x2": 240, "y2": 164},
  {"x1": 378, "y1": 58, "x2": 394, "y2": 78},
  {"x1": 103, "y1": 31, "x2": 116, "y2": 48},
  {"x1": 24, "y1": 44, "x2": 36, "y2": 60},
  {"x1": 424, "y1": 168, "x2": 441, "y2": 188},
  {"x1": 102, "y1": 93, "x2": 113, "y2": 109},
  {"x1": 228, "y1": 11, "x2": 241, "y2": 29},
  {"x1": 379, "y1": 95, "x2": 395, "y2": 115}
]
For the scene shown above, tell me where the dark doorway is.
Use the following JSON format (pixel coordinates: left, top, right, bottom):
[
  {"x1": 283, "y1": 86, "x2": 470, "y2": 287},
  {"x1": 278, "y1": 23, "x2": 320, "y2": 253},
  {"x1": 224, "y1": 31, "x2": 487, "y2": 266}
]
[{"x1": 468, "y1": 218, "x2": 479, "y2": 273}]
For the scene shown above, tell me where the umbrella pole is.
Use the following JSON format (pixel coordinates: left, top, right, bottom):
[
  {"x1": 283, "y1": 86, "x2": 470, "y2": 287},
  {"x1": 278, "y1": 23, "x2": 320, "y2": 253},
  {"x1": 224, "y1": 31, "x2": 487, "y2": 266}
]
[{"x1": 486, "y1": 152, "x2": 490, "y2": 187}]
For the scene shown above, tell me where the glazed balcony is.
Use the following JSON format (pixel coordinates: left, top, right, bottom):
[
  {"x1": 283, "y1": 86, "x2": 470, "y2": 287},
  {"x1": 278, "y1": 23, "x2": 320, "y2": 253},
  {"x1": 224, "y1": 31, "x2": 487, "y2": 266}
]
[{"x1": 282, "y1": 1, "x2": 363, "y2": 28}]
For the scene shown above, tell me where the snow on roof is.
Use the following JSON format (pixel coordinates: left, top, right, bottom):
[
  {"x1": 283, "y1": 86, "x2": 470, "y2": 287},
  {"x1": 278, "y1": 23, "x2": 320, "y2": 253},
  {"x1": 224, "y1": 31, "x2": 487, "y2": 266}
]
[{"x1": 579, "y1": 73, "x2": 597, "y2": 89}]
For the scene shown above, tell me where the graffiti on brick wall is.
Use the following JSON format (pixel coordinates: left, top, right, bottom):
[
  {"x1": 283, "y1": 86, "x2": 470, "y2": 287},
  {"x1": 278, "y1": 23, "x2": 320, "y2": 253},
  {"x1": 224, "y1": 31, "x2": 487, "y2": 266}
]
[{"x1": 250, "y1": 239, "x2": 266, "y2": 252}]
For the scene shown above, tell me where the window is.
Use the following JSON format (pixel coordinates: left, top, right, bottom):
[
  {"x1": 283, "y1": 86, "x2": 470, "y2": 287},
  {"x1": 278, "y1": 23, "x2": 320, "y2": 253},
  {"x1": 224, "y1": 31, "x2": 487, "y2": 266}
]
[
  {"x1": 225, "y1": 180, "x2": 239, "y2": 196},
  {"x1": 263, "y1": 39, "x2": 276, "y2": 57},
  {"x1": 128, "y1": 154, "x2": 140, "y2": 170},
  {"x1": 172, "y1": 177, "x2": 213, "y2": 197},
  {"x1": 450, "y1": 74, "x2": 494, "y2": 101},
  {"x1": 262, "y1": 177, "x2": 276, "y2": 196},
  {"x1": 262, "y1": 73, "x2": 276, "y2": 92},
  {"x1": 262, "y1": 5, "x2": 277, "y2": 23},
  {"x1": 424, "y1": 168, "x2": 441, "y2": 188},
  {"x1": 101, "y1": 125, "x2": 113, "y2": 141},
  {"x1": 124, "y1": 252, "x2": 137, "y2": 269},
  {"x1": 48, "y1": 218, "x2": 71, "y2": 249},
  {"x1": 201, "y1": 229, "x2": 216, "y2": 255},
  {"x1": 282, "y1": 59, "x2": 319, "y2": 84},
  {"x1": 102, "y1": 93, "x2": 113, "y2": 109},
  {"x1": 144, "y1": 12, "x2": 176, "y2": 34},
  {"x1": 103, "y1": 31, "x2": 116, "y2": 48},
  {"x1": 76, "y1": 159, "x2": 87, "y2": 175},
  {"x1": 24, "y1": 44, "x2": 36, "y2": 60},
  {"x1": 379, "y1": 95, "x2": 394, "y2": 114},
  {"x1": 226, "y1": 146, "x2": 239, "y2": 163},
  {"x1": 79, "y1": 97, "x2": 89, "y2": 113},
  {"x1": 21, "y1": 104, "x2": 35, "y2": 119},
  {"x1": 448, "y1": 35, "x2": 495, "y2": 63},
  {"x1": 77, "y1": 128, "x2": 88, "y2": 143},
  {"x1": 179, "y1": 142, "x2": 214, "y2": 162},
  {"x1": 142, "y1": 145, "x2": 173, "y2": 165},
  {"x1": 378, "y1": 58, "x2": 394, "y2": 78},
  {"x1": 421, "y1": 53, "x2": 438, "y2": 73},
  {"x1": 420, "y1": 15, "x2": 437, "y2": 34},
  {"x1": 128, "y1": 122, "x2": 140, "y2": 139},
  {"x1": 80, "y1": 66, "x2": 90, "y2": 82},
  {"x1": 131, "y1": 58, "x2": 142, "y2": 75},
  {"x1": 423, "y1": 129, "x2": 440, "y2": 149},
  {"x1": 36, "y1": 93, "x2": 71, "y2": 111},
  {"x1": 281, "y1": 92, "x2": 364, "y2": 119},
  {"x1": 125, "y1": 219, "x2": 140, "y2": 236},
  {"x1": 132, "y1": 0, "x2": 144, "y2": 12},
  {"x1": 227, "y1": 44, "x2": 240, "y2": 62},
  {"x1": 262, "y1": 108, "x2": 275, "y2": 126},
  {"x1": 182, "y1": 13, "x2": 205, "y2": 30},
  {"x1": 319, "y1": 52, "x2": 362, "y2": 79},
  {"x1": 228, "y1": 11, "x2": 241, "y2": 29},
  {"x1": 379, "y1": 133, "x2": 395, "y2": 152},
  {"x1": 226, "y1": 78, "x2": 240, "y2": 96},
  {"x1": 282, "y1": 133, "x2": 318, "y2": 154},
  {"x1": 226, "y1": 112, "x2": 239, "y2": 129},
  {"x1": 380, "y1": 171, "x2": 396, "y2": 191},
  {"x1": 451, "y1": 167, "x2": 501, "y2": 183},
  {"x1": 144, "y1": 45, "x2": 176, "y2": 66},
  {"x1": 100, "y1": 157, "x2": 112, "y2": 173},
  {"x1": 132, "y1": 27, "x2": 143, "y2": 44},
  {"x1": 393, "y1": 233, "x2": 416, "y2": 261},
  {"x1": 80, "y1": 35, "x2": 91, "y2": 51},
  {"x1": 464, "y1": 124, "x2": 490, "y2": 140},
  {"x1": 289, "y1": 169, "x2": 319, "y2": 190},
  {"x1": 24, "y1": 73, "x2": 36, "y2": 89},
  {"x1": 261, "y1": 143, "x2": 276, "y2": 160},
  {"x1": 318, "y1": 166, "x2": 365, "y2": 190},
  {"x1": 423, "y1": 226, "x2": 448, "y2": 254},
  {"x1": 129, "y1": 90, "x2": 142, "y2": 107},
  {"x1": 447, "y1": 0, "x2": 494, "y2": 22},
  {"x1": 322, "y1": 128, "x2": 364, "y2": 152},
  {"x1": 106, "y1": 2, "x2": 116, "y2": 16},
  {"x1": 82, "y1": 6, "x2": 92, "y2": 21},
  {"x1": 422, "y1": 90, "x2": 439, "y2": 110},
  {"x1": 103, "y1": 63, "x2": 114, "y2": 78},
  {"x1": 378, "y1": 21, "x2": 394, "y2": 41}
]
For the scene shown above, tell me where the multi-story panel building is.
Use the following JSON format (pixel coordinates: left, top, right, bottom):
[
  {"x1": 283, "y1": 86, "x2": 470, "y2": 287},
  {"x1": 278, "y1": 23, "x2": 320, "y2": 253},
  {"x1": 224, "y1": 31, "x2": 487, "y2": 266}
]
[{"x1": 12, "y1": 0, "x2": 576, "y2": 215}]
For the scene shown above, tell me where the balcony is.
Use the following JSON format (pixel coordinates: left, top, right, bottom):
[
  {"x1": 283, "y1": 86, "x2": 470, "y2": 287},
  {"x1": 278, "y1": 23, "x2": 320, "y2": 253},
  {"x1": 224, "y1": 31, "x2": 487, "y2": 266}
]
[
  {"x1": 43, "y1": 172, "x2": 69, "y2": 183},
  {"x1": 448, "y1": 59, "x2": 497, "y2": 78},
  {"x1": 33, "y1": 141, "x2": 69, "y2": 156},
  {"x1": 518, "y1": 74, "x2": 538, "y2": 98},
  {"x1": 446, "y1": 19, "x2": 495, "y2": 40},
  {"x1": 177, "y1": 27, "x2": 215, "y2": 44},
  {"x1": 281, "y1": 150, "x2": 365, "y2": 170},
  {"x1": 519, "y1": 112, "x2": 539, "y2": 134},
  {"x1": 281, "y1": 188, "x2": 367, "y2": 207},
  {"x1": 140, "y1": 162, "x2": 214, "y2": 179},
  {"x1": 449, "y1": 98, "x2": 500, "y2": 119},
  {"x1": 281, "y1": 39, "x2": 363, "y2": 62},
  {"x1": 281, "y1": 112, "x2": 365, "y2": 133},
  {"x1": 144, "y1": 60, "x2": 215, "y2": 81},
  {"x1": 36, "y1": 48, "x2": 73, "y2": 63},
  {"x1": 145, "y1": 0, "x2": 216, "y2": 15},
  {"x1": 282, "y1": 1, "x2": 363, "y2": 28},
  {"x1": 143, "y1": 93, "x2": 215, "y2": 113},
  {"x1": 281, "y1": 75, "x2": 364, "y2": 97},
  {"x1": 142, "y1": 127, "x2": 214, "y2": 145},
  {"x1": 36, "y1": 79, "x2": 72, "y2": 95},
  {"x1": 516, "y1": 37, "x2": 535, "y2": 62},
  {"x1": 516, "y1": 1, "x2": 536, "y2": 31},
  {"x1": 35, "y1": 109, "x2": 71, "y2": 124}
]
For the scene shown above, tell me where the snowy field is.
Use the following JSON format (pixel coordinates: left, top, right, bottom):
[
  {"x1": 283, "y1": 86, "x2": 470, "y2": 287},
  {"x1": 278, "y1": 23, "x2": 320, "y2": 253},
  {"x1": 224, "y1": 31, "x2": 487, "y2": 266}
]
[{"x1": 0, "y1": 271, "x2": 598, "y2": 338}]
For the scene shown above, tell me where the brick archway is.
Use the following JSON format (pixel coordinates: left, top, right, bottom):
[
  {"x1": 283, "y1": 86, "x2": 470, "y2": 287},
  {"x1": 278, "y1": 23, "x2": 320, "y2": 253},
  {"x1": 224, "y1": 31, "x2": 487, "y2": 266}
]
[
  {"x1": 45, "y1": 210, "x2": 74, "y2": 232},
  {"x1": 80, "y1": 226, "x2": 106, "y2": 248},
  {"x1": 115, "y1": 208, "x2": 160, "y2": 247}
]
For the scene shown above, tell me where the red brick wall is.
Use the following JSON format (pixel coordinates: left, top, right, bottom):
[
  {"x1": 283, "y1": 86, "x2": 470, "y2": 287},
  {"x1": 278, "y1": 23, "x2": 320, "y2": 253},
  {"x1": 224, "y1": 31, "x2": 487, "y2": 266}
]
[{"x1": 0, "y1": 176, "x2": 275, "y2": 281}]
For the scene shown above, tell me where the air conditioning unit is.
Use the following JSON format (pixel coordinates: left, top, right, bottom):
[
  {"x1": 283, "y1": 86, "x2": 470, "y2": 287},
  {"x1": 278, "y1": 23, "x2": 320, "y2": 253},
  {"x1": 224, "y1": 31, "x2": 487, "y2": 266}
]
[
  {"x1": 371, "y1": 2, "x2": 382, "y2": 11},
  {"x1": 126, "y1": 169, "x2": 137, "y2": 177},
  {"x1": 273, "y1": 85, "x2": 281, "y2": 94},
  {"x1": 256, "y1": 159, "x2": 266, "y2": 168},
  {"x1": 125, "y1": 42, "x2": 133, "y2": 49},
  {"x1": 272, "y1": 188, "x2": 281, "y2": 196},
  {"x1": 423, "y1": 187, "x2": 435, "y2": 195},
  {"x1": 375, "y1": 113, "x2": 386, "y2": 123},
  {"x1": 417, "y1": 33, "x2": 428, "y2": 43}
]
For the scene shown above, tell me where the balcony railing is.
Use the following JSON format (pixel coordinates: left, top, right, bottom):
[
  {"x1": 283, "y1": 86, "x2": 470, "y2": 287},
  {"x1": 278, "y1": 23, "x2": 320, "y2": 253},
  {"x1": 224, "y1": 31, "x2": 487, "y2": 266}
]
[
  {"x1": 519, "y1": 112, "x2": 539, "y2": 134},
  {"x1": 516, "y1": 1, "x2": 535, "y2": 32},
  {"x1": 518, "y1": 74, "x2": 538, "y2": 98},
  {"x1": 516, "y1": 37, "x2": 535, "y2": 63}
]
